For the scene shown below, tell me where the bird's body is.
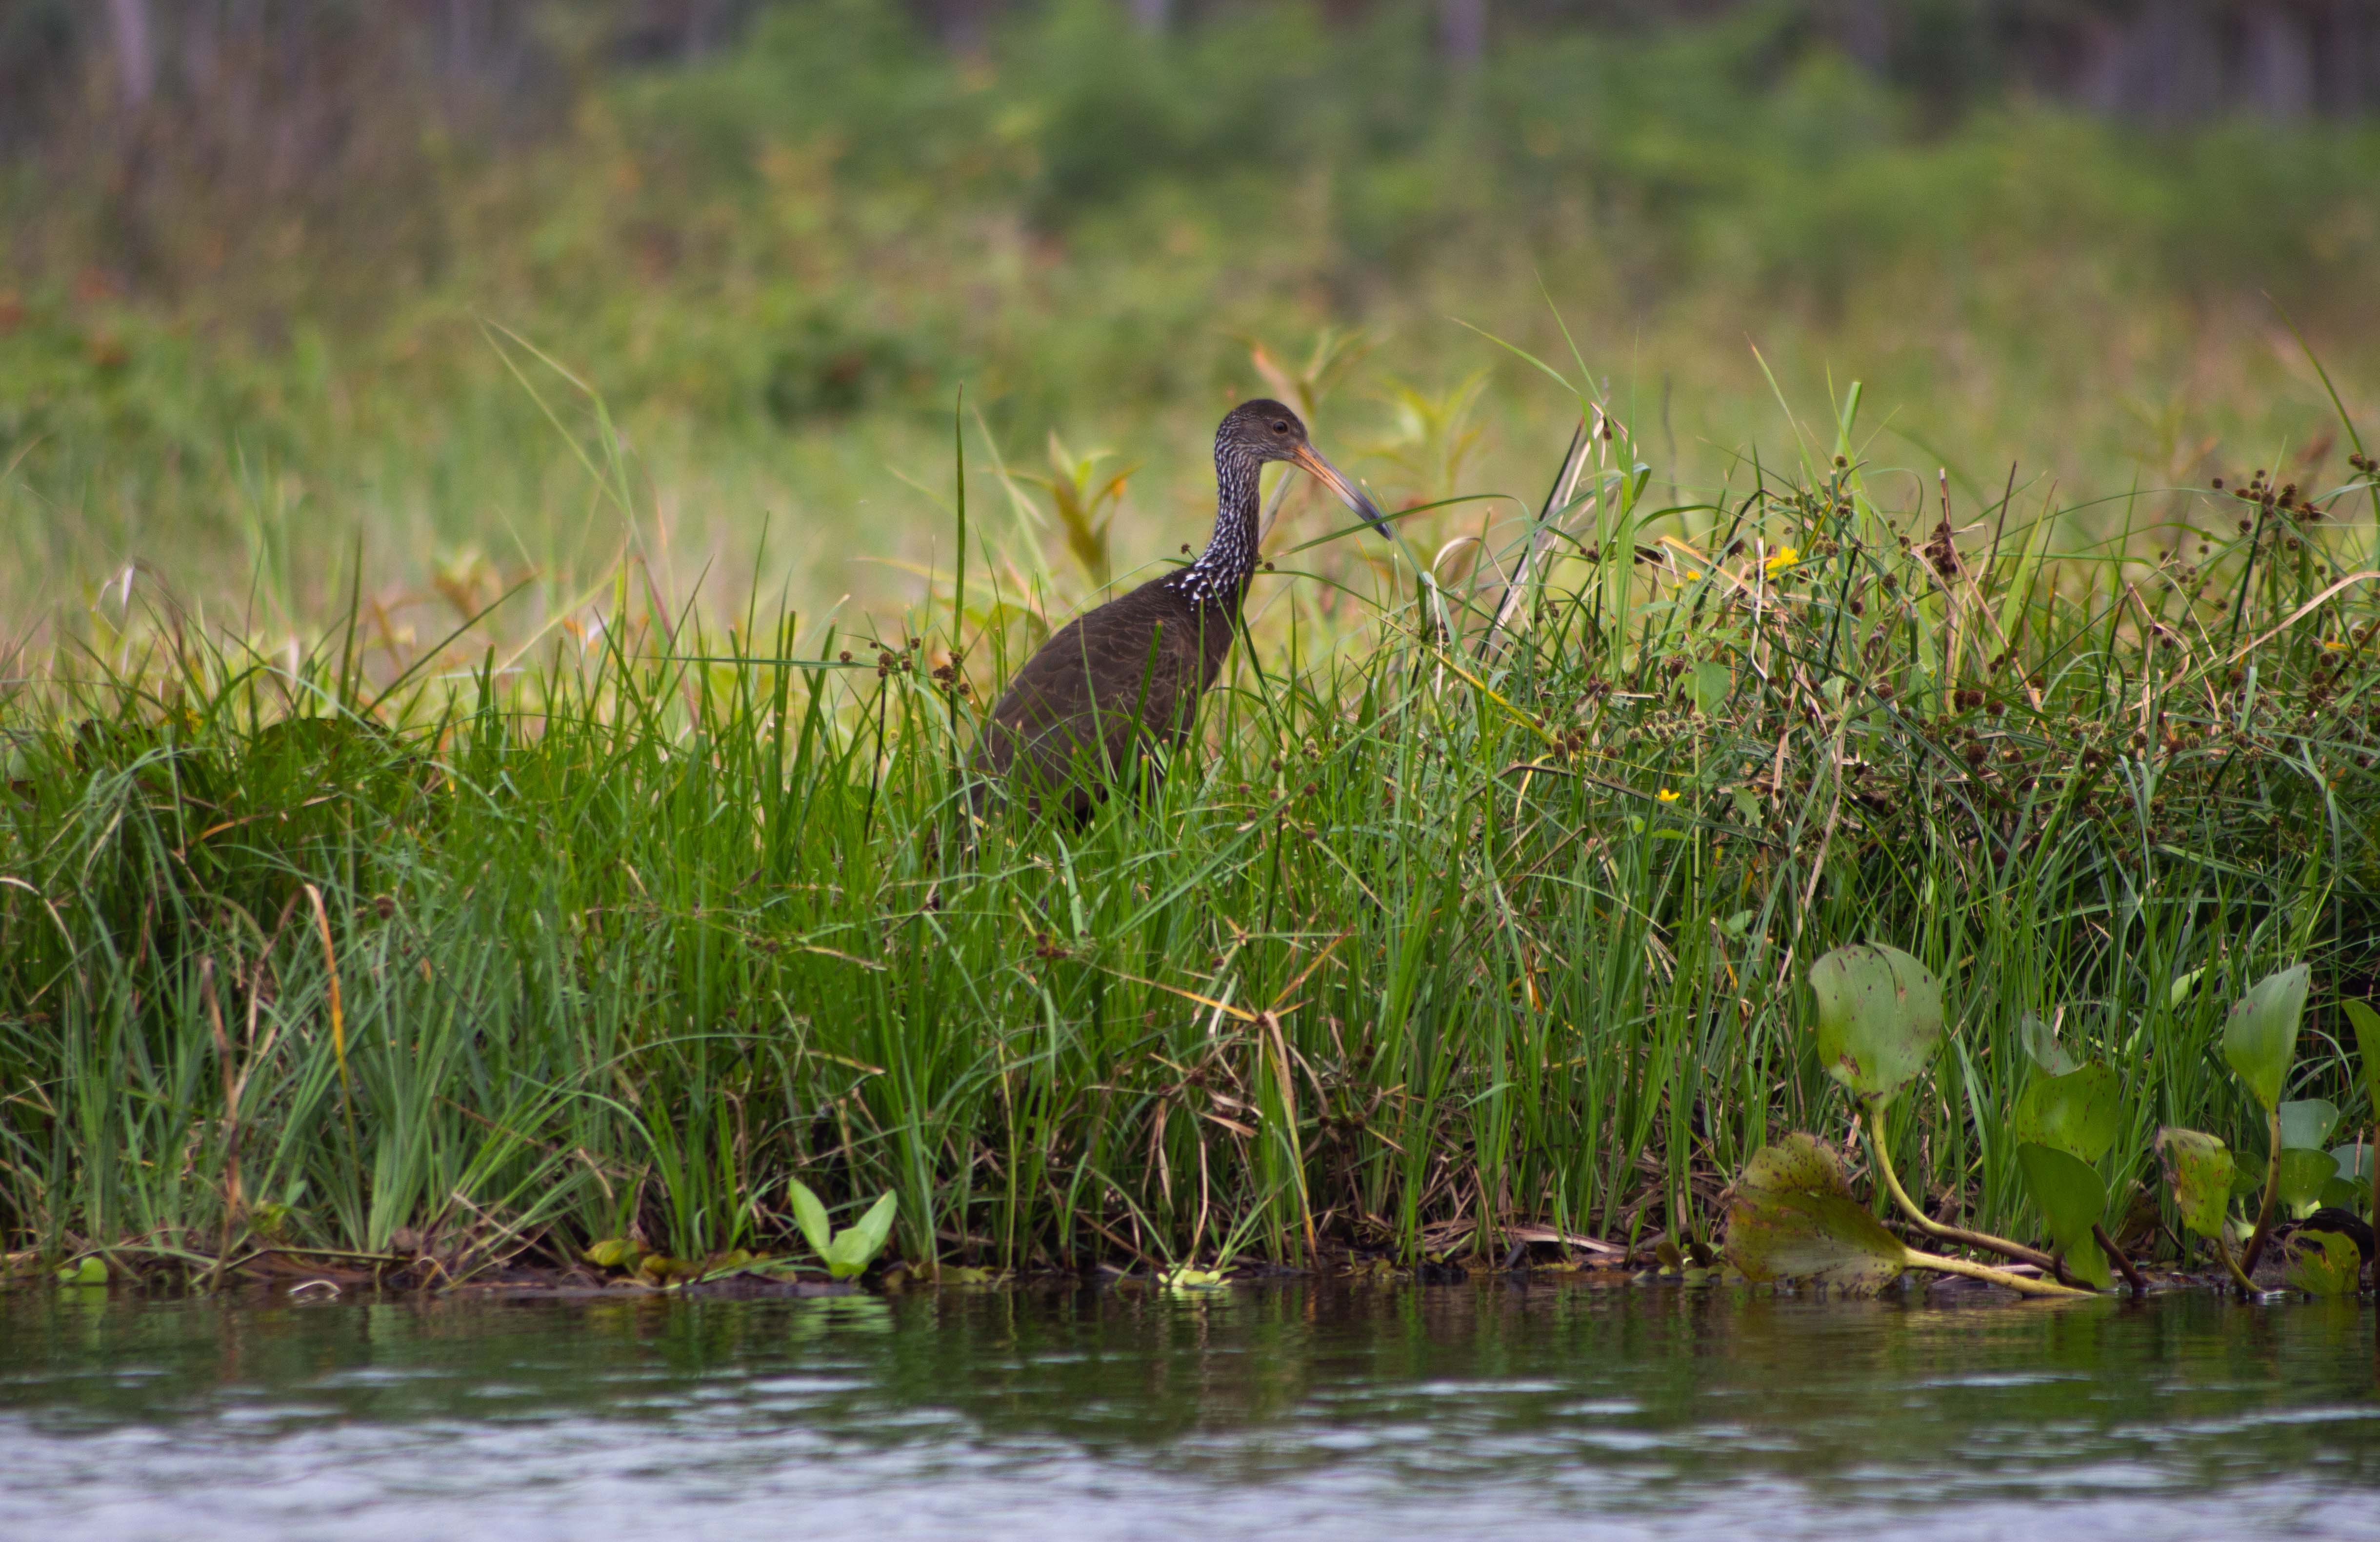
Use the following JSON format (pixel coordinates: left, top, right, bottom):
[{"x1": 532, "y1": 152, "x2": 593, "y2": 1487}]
[{"x1": 972, "y1": 401, "x2": 1382, "y2": 822}]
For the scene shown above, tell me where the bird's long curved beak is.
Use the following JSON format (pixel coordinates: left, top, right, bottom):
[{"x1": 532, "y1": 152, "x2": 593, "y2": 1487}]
[{"x1": 1291, "y1": 444, "x2": 1391, "y2": 540}]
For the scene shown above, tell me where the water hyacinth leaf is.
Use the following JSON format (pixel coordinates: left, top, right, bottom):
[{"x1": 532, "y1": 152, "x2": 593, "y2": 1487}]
[
  {"x1": 2010, "y1": 1063, "x2": 2123, "y2": 1163},
  {"x1": 788, "y1": 1178, "x2": 834, "y2": 1259},
  {"x1": 2277, "y1": 1148, "x2": 2339, "y2": 1215},
  {"x1": 1723, "y1": 1133, "x2": 1908, "y2": 1294},
  {"x1": 2015, "y1": 1142, "x2": 2112, "y2": 1291},
  {"x1": 2332, "y1": 1142, "x2": 2374, "y2": 1185},
  {"x1": 2220, "y1": 964, "x2": 2308, "y2": 1111},
  {"x1": 2317, "y1": 1176, "x2": 2367, "y2": 1212},
  {"x1": 1808, "y1": 944, "x2": 1943, "y2": 1105},
  {"x1": 2017, "y1": 1013, "x2": 2080, "y2": 1077},
  {"x1": 2283, "y1": 1228, "x2": 2362, "y2": 1296},
  {"x1": 2157, "y1": 1128, "x2": 2235, "y2": 1238},
  {"x1": 2277, "y1": 1098, "x2": 2340, "y2": 1152}
]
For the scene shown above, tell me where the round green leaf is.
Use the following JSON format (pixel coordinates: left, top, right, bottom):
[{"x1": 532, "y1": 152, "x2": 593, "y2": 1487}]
[
  {"x1": 2277, "y1": 1148, "x2": 2339, "y2": 1214},
  {"x1": 2284, "y1": 1228, "x2": 2362, "y2": 1296},
  {"x1": 2017, "y1": 1013, "x2": 2080, "y2": 1077},
  {"x1": 2276, "y1": 1098, "x2": 2339, "y2": 1152},
  {"x1": 2011, "y1": 1063, "x2": 2123, "y2": 1163},
  {"x1": 2015, "y1": 1141, "x2": 2111, "y2": 1291},
  {"x1": 2331, "y1": 1142, "x2": 2373, "y2": 1184},
  {"x1": 2157, "y1": 1127, "x2": 2235, "y2": 1239},
  {"x1": 2221, "y1": 964, "x2": 2308, "y2": 1111},
  {"x1": 1723, "y1": 1133, "x2": 1910, "y2": 1294},
  {"x1": 1808, "y1": 944, "x2": 1943, "y2": 1106}
]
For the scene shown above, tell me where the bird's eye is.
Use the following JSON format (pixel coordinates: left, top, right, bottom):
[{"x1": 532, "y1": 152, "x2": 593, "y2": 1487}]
[{"x1": 1271, "y1": 420, "x2": 1289, "y2": 434}]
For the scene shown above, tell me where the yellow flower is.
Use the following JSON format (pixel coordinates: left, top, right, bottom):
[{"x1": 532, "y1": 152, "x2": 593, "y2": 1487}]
[
  {"x1": 2321, "y1": 639, "x2": 2346, "y2": 650},
  {"x1": 1764, "y1": 546, "x2": 1800, "y2": 578},
  {"x1": 1682, "y1": 569, "x2": 1701, "y2": 582},
  {"x1": 1656, "y1": 788, "x2": 1680, "y2": 803}
]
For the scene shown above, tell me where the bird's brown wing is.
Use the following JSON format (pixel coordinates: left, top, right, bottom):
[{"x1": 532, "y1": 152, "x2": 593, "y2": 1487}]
[{"x1": 972, "y1": 583, "x2": 1216, "y2": 801}]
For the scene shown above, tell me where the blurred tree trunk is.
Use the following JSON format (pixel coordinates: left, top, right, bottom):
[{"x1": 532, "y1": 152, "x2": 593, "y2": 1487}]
[
  {"x1": 107, "y1": 0, "x2": 156, "y2": 108},
  {"x1": 1440, "y1": 0, "x2": 1485, "y2": 70}
]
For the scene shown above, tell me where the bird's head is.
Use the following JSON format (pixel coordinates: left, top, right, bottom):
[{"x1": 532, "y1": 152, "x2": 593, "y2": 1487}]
[{"x1": 1220, "y1": 399, "x2": 1389, "y2": 539}]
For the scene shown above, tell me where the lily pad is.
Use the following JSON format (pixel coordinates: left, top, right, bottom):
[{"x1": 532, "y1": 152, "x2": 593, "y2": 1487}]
[
  {"x1": 2015, "y1": 1141, "x2": 2112, "y2": 1291},
  {"x1": 2277, "y1": 1148, "x2": 2340, "y2": 1215},
  {"x1": 2277, "y1": 1098, "x2": 2340, "y2": 1152},
  {"x1": 2157, "y1": 1127, "x2": 2235, "y2": 1239},
  {"x1": 1723, "y1": 1133, "x2": 1908, "y2": 1294},
  {"x1": 2283, "y1": 1228, "x2": 2362, "y2": 1296},
  {"x1": 2011, "y1": 1063, "x2": 2123, "y2": 1164},
  {"x1": 2017, "y1": 1013, "x2": 2080, "y2": 1077},
  {"x1": 2221, "y1": 964, "x2": 2308, "y2": 1112},
  {"x1": 1808, "y1": 944, "x2": 1943, "y2": 1106}
]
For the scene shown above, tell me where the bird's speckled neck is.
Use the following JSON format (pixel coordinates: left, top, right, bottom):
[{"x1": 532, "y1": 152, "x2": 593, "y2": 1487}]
[{"x1": 1167, "y1": 439, "x2": 1263, "y2": 612}]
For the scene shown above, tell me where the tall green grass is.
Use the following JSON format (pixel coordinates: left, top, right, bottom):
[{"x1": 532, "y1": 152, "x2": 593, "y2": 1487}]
[{"x1": 4, "y1": 386, "x2": 2378, "y2": 1282}]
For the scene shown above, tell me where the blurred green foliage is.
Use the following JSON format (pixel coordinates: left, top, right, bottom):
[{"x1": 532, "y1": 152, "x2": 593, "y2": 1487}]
[{"x1": 2, "y1": 0, "x2": 2377, "y2": 629}]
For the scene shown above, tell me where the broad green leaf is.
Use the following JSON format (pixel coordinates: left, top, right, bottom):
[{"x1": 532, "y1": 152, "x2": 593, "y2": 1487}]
[
  {"x1": 2221, "y1": 964, "x2": 2308, "y2": 1111},
  {"x1": 2346, "y1": 998, "x2": 2380, "y2": 1125},
  {"x1": 584, "y1": 1238, "x2": 640, "y2": 1269},
  {"x1": 1723, "y1": 1133, "x2": 1909, "y2": 1294},
  {"x1": 847, "y1": 1190, "x2": 899, "y2": 1263},
  {"x1": 2157, "y1": 1127, "x2": 2235, "y2": 1238},
  {"x1": 2317, "y1": 1176, "x2": 2368, "y2": 1212},
  {"x1": 2017, "y1": 1013, "x2": 2079, "y2": 1077},
  {"x1": 2284, "y1": 1228, "x2": 2362, "y2": 1296},
  {"x1": 1690, "y1": 661, "x2": 1732, "y2": 713},
  {"x1": 2168, "y1": 967, "x2": 2206, "y2": 1009},
  {"x1": 2010, "y1": 1063, "x2": 2123, "y2": 1163},
  {"x1": 2015, "y1": 1141, "x2": 2111, "y2": 1290},
  {"x1": 57, "y1": 1257, "x2": 106, "y2": 1286},
  {"x1": 822, "y1": 1231, "x2": 871, "y2": 1280},
  {"x1": 2278, "y1": 1148, "x2": 2339, "y2": 1215},
  {"x1": 2332, "y1": 1142, "x2": 2373, "y2": 1184},
  {"x1": 2277, "y1": 1098, "x2": 2340, "y2": 1151},
  {"x1": 788, "y1": 1178, "x2": 833, "y2": 1259},
  {"x1": 1808, "y1": 944, "x2": 1943, "y2": 1106}
]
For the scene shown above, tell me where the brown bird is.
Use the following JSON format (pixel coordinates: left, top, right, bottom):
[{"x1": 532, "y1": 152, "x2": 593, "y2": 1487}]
[{"x1": 972, "y1": 399, "x2": 1385, "y2": 822}]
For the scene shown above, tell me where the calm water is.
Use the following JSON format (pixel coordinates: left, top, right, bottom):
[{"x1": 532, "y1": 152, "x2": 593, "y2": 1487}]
[{"x1": 3, "y1": 1282, "x2": 2377, "y2": 1540}]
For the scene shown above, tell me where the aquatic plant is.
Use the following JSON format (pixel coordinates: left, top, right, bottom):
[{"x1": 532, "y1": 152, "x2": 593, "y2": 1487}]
[{"x1": 3, "y1": 363, "x2": 2378, "y2": 1291}]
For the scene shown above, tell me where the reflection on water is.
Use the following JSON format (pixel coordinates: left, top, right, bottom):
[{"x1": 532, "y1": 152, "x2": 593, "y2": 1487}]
[{"x1": 2, "y1": 1284, "x2": 2377, "y2": 1540}]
